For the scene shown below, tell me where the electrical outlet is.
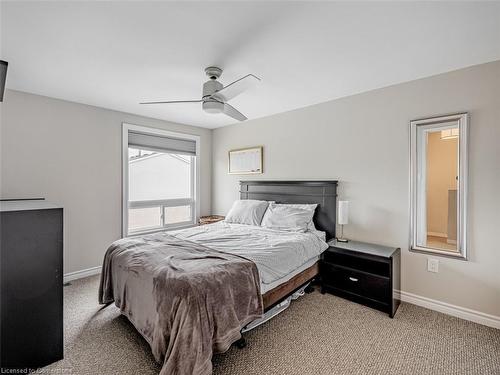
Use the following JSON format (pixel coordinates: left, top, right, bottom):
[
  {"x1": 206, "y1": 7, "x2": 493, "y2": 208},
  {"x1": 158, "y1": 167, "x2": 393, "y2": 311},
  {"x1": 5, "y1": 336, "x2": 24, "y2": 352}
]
[{"x1": 427, "y1": 258, "x2": 439, "y2": 273}]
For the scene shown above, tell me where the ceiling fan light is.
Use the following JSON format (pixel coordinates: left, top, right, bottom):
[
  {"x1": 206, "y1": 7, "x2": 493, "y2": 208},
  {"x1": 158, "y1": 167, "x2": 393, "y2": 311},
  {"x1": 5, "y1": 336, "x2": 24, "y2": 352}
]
[{"x1": 202, "y1": 100, "x2": 223, "y2": 114}]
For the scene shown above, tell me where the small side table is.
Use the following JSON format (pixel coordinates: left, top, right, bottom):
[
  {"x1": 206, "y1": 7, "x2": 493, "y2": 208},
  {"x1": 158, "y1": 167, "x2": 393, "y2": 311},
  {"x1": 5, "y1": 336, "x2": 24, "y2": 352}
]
[
  {"x1": 199, "y1": 215, "x2": 225, "y2": 226},
  {"x1": 320, "y1": 239, "x2": 401, "y2": 318}
]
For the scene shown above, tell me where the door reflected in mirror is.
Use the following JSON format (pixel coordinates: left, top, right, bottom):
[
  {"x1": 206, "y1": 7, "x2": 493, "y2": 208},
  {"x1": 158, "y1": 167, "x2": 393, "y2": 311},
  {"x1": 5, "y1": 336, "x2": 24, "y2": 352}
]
[
  {"x1": 424, "y1": 128, "x2": 458, "y2": 252},
  {"x1": 410, "y1": 113, "x2": 468, "y2": 259}
]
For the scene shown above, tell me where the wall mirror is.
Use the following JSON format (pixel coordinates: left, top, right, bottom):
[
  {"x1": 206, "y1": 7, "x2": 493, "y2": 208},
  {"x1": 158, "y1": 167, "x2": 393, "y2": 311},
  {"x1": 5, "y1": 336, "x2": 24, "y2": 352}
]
[{"x1": 410, "y1": 113, "x2": 468, "y2": 259}]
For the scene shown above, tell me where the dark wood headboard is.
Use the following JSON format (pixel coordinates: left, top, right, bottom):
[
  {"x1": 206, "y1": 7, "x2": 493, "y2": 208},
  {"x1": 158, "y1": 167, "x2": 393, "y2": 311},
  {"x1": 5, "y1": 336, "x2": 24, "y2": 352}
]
[{"x1": 239, "y1": 180, "x2": 338, "y2": 241}]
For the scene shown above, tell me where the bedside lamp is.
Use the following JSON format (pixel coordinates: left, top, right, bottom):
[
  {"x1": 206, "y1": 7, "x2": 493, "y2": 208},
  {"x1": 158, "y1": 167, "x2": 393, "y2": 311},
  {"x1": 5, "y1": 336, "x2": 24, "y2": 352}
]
[{"x1": 337, "y1": 201, "x2": 349, "y2": 242}]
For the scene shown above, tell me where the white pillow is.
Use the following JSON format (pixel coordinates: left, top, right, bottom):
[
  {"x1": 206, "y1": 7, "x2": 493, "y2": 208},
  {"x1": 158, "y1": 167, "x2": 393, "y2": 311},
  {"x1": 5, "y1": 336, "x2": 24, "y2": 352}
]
[
  {"x1": 261, "y1": 203, "x2": 316, "y2": 232},
  {"x1": 225, "y1": 200, "x2": 270, "y2": 226},
  {"x1": 266, "y1": 203, "x2": 318, "y2": 231}
]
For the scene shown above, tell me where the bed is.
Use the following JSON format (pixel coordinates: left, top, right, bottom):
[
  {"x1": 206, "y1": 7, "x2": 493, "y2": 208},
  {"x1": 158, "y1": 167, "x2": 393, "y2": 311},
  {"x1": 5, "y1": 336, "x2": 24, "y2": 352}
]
[
  {"x1": 238, "y1": 180, "x2": 337, "y2": 309},
  {"x1": 99, "y1": 180, "x2": 337, "y2": 375}
]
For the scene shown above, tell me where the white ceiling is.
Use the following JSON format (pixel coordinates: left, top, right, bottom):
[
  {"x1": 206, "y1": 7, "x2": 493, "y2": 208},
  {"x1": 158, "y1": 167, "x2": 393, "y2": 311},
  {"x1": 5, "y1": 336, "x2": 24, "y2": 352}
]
[{"x1": 2, "y1": 2, "x2": 500, "y2": 129}]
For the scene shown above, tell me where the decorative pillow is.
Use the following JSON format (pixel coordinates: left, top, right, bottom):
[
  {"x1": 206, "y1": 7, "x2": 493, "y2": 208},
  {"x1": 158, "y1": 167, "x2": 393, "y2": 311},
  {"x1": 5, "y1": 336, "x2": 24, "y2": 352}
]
[
  {"x1": 261, "y1": 203, "x2": 316, "y2": 232},
  {"x1": 225, "y1": 200, "x2": 270, "y2": 226}
]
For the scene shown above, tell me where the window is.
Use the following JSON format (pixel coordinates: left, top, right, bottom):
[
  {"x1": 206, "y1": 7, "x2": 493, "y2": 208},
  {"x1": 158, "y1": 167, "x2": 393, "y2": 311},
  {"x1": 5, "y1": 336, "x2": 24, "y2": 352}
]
[{"x1": 122, "y1": 124, "x2": 199, "y2": 236}]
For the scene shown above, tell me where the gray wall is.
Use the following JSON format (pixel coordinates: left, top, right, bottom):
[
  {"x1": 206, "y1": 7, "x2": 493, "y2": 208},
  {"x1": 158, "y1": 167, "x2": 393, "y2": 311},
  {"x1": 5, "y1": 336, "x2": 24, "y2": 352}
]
[
  {"x1": 2, "y1": 61, "x2": 498, "y2": 317},
  {"x1": 0, "y1": 90, "x2": 212, "y2": 274},
  {"x1": 212, "y1": 61, "x2": 500, "y2": 316}
]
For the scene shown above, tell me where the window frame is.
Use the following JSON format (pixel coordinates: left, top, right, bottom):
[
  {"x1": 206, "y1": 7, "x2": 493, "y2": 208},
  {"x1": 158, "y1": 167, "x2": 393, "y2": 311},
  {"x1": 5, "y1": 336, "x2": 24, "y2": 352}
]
[{"x1": 122, "y1": 123, "x2": 200, "y2": 237}]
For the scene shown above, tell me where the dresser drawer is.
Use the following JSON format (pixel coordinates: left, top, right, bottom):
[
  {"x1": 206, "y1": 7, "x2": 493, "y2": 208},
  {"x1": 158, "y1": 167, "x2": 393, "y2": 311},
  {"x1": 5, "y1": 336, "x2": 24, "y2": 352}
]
[{"x1": 321, "y1": 263, "x2": 390, "y2": 303}]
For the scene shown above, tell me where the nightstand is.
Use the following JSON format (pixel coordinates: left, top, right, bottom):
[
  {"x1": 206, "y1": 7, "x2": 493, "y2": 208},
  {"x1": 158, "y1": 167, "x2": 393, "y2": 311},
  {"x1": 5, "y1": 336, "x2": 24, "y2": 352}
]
[
  {"x1": 320, "y1": 240, "x2": 401, "y2": 318},
  {"x1": 199, "y1": 215, "x2": 225, "y2": 225}
]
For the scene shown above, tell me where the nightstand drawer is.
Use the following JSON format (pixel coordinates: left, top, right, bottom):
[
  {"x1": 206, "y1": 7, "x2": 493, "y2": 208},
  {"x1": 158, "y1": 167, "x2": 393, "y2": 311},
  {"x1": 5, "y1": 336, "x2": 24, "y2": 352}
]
[
  {"x1": 321, "y1": 263, "x2": 390, "y2": 303},
  {"x1": 323, "y1": 251, "x2": 390, "y2": 277}
]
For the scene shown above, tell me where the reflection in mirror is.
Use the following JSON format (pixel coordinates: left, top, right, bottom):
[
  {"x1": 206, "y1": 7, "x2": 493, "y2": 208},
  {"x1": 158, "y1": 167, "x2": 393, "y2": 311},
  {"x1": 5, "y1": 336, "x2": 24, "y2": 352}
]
[
  {"x1": 410, "y1": 113, "x2": 468, "y2": 259},
  {"x1": 422, "y1": 127, "x2": 458, "y2": 252}
]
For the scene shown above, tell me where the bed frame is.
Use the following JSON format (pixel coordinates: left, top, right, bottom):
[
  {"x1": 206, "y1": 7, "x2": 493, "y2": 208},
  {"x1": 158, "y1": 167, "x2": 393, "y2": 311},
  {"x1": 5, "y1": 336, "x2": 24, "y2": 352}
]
[{"x1": 240, "y1": 180, "x2": 338, "y2": 311}]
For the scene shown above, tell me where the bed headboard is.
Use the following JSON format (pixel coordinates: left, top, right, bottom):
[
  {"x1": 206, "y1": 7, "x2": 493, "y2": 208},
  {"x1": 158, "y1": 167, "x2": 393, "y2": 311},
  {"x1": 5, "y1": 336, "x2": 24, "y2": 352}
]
[{"x1": 239, "y1": 180, "x2": 338, "y2": 241}]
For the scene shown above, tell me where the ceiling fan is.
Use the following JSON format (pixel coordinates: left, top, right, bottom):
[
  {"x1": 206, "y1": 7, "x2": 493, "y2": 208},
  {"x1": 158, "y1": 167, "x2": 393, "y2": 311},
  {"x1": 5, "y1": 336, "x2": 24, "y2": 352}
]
[{"x1": 140, "y1": 67, "x2": 261, "y2": 121}]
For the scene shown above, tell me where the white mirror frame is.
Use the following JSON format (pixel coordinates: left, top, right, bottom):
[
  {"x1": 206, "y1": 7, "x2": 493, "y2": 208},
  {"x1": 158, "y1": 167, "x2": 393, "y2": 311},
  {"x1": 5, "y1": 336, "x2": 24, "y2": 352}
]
[{"x1": 409, "y1": 113, "x2": 469, "y2": 259}]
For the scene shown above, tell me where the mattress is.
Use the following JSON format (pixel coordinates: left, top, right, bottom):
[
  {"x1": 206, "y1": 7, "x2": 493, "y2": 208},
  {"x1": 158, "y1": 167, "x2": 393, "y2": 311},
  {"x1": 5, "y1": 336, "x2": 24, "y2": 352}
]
[
  {"x1": 169, "y1": 221, "x2": 329, "y2": 294},
  {"x1": 260, "y1": 256, "x2": 319, "y2": 294}
]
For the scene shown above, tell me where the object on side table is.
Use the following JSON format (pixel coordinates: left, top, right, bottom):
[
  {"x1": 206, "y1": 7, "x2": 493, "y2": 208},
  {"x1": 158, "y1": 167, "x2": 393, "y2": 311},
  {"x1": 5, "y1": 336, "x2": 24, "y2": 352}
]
[
  {"x1": 199, "y1": 215, "x2": 225, "y2": 225},
  {"x1": 320, "y1": 239, "x2": 401, "y2": 318},
  {"x1": 0, "y1": 199, "x2": 63, "y2": 371},
  {"x1": 337, "y1": 200, "x2": 349, "y2": 242}
]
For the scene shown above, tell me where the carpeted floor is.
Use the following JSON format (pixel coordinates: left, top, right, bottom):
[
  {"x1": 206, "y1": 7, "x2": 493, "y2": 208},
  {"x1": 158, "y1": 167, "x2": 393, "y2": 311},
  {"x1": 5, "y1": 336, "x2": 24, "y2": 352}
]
[{"x1": 46, "y1": 275, "x2": 500, "y2": 375}]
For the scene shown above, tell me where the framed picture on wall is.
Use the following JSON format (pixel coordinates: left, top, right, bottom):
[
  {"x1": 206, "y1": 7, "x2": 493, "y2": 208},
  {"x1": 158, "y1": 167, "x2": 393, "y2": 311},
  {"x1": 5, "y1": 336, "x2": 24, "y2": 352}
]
[{"x1": 228, "y1": 146, "x2": 263, "y2": 174}]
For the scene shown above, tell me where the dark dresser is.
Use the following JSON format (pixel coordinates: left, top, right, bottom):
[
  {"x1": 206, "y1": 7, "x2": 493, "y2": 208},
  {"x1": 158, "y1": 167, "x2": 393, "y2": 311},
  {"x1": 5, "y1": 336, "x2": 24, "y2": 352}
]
[
  {"x1": 0, "y1": 200, "x2": 63, "y2": 371},
  {"x1": 320, "y1": 240, "x2": 400, "y2": 318}
]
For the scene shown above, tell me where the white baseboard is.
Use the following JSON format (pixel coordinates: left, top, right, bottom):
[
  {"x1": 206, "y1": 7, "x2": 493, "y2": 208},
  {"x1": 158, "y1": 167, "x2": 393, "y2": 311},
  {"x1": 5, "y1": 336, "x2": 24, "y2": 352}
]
[
  {"x1": 62, "y1": 267, "x2": 499, "y2": 330},
  {"x1": 395, "y1": 290, "x2": 500, "y2": 330},
  {"x1": 64, "y1": 266, "x2": 101, "y2": 283}
]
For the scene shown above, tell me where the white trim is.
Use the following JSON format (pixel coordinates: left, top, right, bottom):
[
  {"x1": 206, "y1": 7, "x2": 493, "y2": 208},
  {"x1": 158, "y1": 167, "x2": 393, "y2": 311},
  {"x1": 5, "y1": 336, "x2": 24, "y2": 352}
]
[
  {"x1": 122, "y1": 123, "x2": 201, "y2": 238},
  {"x1": 63, "y1": 266, "x2": 101, "y2": 283},
  {"x1": 395, "y1": 290, "x2": 500, "y2": 330},
  {"x1": 61, "y1": 268, "x2": 500, "y2": 330},
  {"x1": 129, "y1": 198, "x2": 193, "y2": 209}
]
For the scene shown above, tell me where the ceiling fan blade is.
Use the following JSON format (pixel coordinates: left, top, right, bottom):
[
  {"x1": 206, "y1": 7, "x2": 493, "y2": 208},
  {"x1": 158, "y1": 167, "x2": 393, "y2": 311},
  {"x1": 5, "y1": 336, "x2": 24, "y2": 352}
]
[
  {"x1": 212, "y1": 74, "x2": 261, "y2": 101},
  {"x1": 222, "y1": 103, "x2": 247, "y2": 121},
  {"x1": 140, "y1": 99, "x2": 202, "y2": 105}
]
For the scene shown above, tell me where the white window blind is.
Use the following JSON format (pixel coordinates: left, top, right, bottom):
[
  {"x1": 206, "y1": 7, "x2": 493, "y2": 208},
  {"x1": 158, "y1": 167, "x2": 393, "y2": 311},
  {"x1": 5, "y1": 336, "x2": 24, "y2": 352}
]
[{"x1": 128, "y1": 131, "x2": 196, "y2": 156}]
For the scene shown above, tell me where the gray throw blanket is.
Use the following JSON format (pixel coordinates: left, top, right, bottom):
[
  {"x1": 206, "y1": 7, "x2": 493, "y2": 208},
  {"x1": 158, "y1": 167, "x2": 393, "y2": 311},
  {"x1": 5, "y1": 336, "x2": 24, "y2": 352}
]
[{"x1": 99, "y1": 233, "x2": 263, "y2": 375}]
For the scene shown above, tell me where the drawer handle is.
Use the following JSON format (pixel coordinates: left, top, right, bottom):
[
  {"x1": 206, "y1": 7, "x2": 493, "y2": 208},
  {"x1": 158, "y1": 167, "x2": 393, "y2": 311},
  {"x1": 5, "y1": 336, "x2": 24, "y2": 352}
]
[{"x1": 349, "y1": 277, "x2": 359, "y2": 282}]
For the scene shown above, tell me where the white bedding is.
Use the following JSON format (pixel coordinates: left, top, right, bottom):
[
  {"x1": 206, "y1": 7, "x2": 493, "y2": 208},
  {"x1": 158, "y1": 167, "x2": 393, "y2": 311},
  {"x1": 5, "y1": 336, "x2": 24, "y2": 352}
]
[{"x1": 169, "y1": 221, "x2": 329, "y2": 293}]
